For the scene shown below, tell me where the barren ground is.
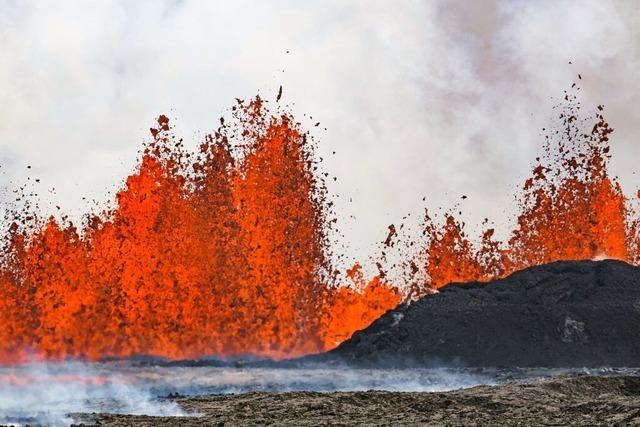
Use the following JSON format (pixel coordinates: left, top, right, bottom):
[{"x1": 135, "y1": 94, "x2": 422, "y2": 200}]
[{"x1": 72, "y1": 374, "x2": 640, "y2": 426}]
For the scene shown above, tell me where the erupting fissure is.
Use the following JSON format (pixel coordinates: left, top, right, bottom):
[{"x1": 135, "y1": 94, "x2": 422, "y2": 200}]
[{"x1": 0, "y1": 87, "x2": 637, "y2": 363}]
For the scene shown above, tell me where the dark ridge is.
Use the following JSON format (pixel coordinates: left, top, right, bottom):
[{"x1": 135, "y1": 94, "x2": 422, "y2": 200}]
[{"x1": 322, "y1": 259, "x2": 640, "y2": 367}]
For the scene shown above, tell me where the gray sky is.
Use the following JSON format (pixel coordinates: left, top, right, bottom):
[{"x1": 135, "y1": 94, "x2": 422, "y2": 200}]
[{"x1": 0, "y1": 0, "x2": 638, "y2": 269}]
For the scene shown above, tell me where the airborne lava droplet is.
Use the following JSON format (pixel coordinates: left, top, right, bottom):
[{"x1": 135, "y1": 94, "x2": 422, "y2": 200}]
[{"x1": 384, "y1": 224, "x2": 397, "y2": 247}]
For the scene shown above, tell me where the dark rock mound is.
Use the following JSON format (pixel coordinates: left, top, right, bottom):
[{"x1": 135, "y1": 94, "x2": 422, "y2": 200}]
[{"x1": 329, "y1": 259, "x2": 640, "y2": 367}]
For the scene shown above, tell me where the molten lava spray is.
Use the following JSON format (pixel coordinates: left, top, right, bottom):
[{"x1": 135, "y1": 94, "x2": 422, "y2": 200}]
[
  {"x1": 0, "y1": 87, "x2": 637, "y2": 363},
  {"x1": 0, "y1": 98, "x2": 400, "y2": 363},
  {"x1": 423, "y1": 90, "x2": 634, "y2": 287}
]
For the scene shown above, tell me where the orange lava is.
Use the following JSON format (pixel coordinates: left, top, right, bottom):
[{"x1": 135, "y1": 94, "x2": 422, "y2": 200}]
[
  {"x1": 0, "y1": 98, "x2": 400, "y2": 363},
  {"x1": 423, "y1": 92, "x2": 634, "y2": 288},
  {"x1": 0, "y1": 87, "x2": 637, "y2": 363}
]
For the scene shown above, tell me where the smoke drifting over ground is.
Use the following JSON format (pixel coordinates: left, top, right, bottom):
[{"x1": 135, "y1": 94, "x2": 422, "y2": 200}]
[
  {"x1": 3, "y1": 361, "x2": 637, "y2": 425},
  {"x1": 0, "y1": 361, "x2": 185, "y2": 426},
  {"x1": 1, "y1": 0, "x2": 638, "y2": 267},
  {"x1": 0, "y1": 361, "x2": 494, "y2": 425}
]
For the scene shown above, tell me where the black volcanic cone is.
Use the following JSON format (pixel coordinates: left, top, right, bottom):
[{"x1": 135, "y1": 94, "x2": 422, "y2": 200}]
[{"x1": 329, "y1": 260, "x2": 640, "y2": 367}]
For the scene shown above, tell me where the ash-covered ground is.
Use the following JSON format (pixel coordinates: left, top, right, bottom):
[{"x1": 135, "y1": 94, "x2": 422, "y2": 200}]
[{"x1": 73, "y1": 374, "x2": 640, "y2": 426}]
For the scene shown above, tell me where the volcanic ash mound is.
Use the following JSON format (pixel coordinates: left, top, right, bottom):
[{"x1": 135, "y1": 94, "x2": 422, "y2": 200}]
[{"x1": 330, "y1": 259, "x2": 640, "y2": 367}]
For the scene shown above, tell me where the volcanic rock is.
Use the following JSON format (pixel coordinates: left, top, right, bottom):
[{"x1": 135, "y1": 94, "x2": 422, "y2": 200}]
[{"x1": 329, "y1": 260, "x2": 640, "y2": 367}]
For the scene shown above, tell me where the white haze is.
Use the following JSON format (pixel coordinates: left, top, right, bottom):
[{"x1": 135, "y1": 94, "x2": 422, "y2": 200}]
[
  {"x1": 4, "y1": 361, "x2": 638, "y2": 425},
  {"x1": 0, "y1": 361, "x2": 185, "y2": 426},
  {"x1": 0, "y1": 1, "x2": 638, "y2": 272},
  {"x1": 0, "y1": 361, "x2": 495, "y2": 425}
]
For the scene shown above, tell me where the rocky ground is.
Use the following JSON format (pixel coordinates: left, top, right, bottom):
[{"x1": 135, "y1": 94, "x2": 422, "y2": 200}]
[{"x1": 72, "y1": 374, "x2": 640, "y2": 426}]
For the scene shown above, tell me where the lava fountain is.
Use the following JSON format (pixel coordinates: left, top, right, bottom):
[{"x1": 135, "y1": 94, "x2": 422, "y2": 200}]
[
  {"x1": 0, "y1": 86, "x2": 638, "y2": 363},
  {"x1": 422, "y1": 89, "x2": 636, "y2": 288},
  {"x1": 0, "y1": 97, "x2": 400, "y2": 363}
]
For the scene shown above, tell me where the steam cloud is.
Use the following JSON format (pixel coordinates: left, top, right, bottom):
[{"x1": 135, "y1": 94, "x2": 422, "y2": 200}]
[
  {"x1": 0, "y1": 361, "x2": 185, "y2": 426},
  {"x1": 0, "y1": 1, "x2": 638, "y2": 267}
]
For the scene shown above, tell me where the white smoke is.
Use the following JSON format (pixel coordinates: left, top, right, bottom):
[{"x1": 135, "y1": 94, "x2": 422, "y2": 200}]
[
  {"x1": 2, "y1": 360, "x2": 636, "y2": 425},
  {"x1": 0, "y1": 1, "x2": 638, "y2": 270},
  {"x1": 0, "y1": 361, "x2": 186, "y2": 426},
  {"x1": 0, "y1": 361, "x2": 494, "y2": 425}
]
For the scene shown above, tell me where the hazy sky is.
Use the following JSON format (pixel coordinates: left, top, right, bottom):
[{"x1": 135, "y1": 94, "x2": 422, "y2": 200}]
[{"x1": 0, "y1": 0, "x2": 638, "y2": 267}]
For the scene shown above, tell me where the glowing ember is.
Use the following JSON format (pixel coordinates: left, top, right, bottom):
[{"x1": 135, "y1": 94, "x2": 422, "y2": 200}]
[{"x1": 0, "y1": 86, "x2": 637, "y2": 363}]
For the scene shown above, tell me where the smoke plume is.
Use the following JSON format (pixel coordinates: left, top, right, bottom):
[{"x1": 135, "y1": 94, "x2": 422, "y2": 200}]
[{"x1": 0, "y1": 1, "x2": 637, "y2": 267}]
